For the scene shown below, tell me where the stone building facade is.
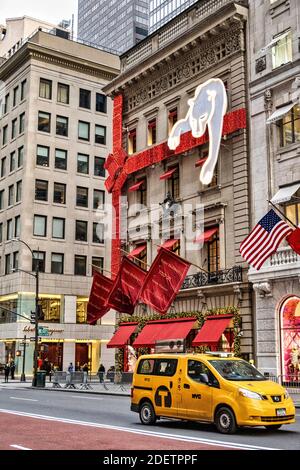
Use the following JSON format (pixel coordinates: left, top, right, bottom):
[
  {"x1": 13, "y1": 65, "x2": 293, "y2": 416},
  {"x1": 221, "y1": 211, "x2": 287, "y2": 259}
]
[
  {"x1": 104, "y1": 0, "x2": 253, "y2": 360},
  {"x1": 248, "y1": 0, "x2": 300, "y2": 377},
  {"x1": 0, "y1": 28, "x2": 120, "y2": 375}
]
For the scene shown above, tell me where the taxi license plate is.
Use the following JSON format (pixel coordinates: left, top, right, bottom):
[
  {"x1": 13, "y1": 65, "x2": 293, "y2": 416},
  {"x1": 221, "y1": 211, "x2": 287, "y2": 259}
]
[{"x1": 276, "y1": 408, "x2": 286, "y2": 417}]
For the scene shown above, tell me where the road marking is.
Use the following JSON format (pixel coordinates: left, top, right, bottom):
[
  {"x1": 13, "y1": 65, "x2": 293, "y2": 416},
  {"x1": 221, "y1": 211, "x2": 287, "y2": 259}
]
[
  {"x1": 10, "y1": 444, "x2": 32, "y2": 450},
  {"x1": 9, "y1": 397, "x2": 38, "y2": 402},
  {"x1": 70, "y1": 395, "x2": 104, "y2": 400},
  {"x1": 0, "y1": 409, "x2": 280, "y2": 450}
]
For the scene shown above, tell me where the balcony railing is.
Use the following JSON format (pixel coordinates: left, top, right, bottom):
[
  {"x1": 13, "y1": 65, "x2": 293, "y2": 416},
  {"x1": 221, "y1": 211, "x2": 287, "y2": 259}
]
[
  {"x1": 181, "y1": 266, "x2": 243, "y2": 289},
  {"x1": 270, "y1": 247, "x2": 300, "y2": 267}
]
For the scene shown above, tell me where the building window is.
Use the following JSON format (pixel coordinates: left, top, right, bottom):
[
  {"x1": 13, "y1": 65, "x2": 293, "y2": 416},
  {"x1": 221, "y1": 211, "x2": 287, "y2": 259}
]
[
  {"x1": 76, "y1": 186, "x2": 88, "y2": 207},
  {"x1": 32, "y1": 251, "x2": 46, "y2": 273},
  {"x1": 52, "y1": 217, "x2": 65, "y2": 239},
  {"x1": 10, "y1": 151, "x2": 16, "y2": 172},
  {"x1": 78, "y1": 121, "x2": 90, "y2": 141},
  {"x1": 147, "y1": 118, "x2": 157, "y2": 145},
  {"x1": 94, "y1": 157, "x2": 105, "y2": 177},
  {"x1": 20, "y1": 79, "x2": 26, "y2": 101},
  {"x1": 75, "y1": 220, "x2": 88, "y2": 241},
  {"x1": 76, "y1": 298, "x2": 87, "y2": 324},
  {"x1": 128, "y1": 129, "x2": 136, "y2": 155},
  {"x1": 0, "y1": 222, "x2": 2, "y2": 243},
  {"x1": 96, "y1": 93, "x2": 107, "y2": 113},
  {"x1": 19, "y1": 112, "x2": 25, "y2": 134},
  {"x1": 2, "y1": 125, "x2": 8, "y2": 145},
  {"x1": 280, "y1": 104, "x2": 300, "y2": 147},
  {"x1": 13, "y1": 86, "x2": 18, "y2": 107},
  {"x1": 57, "y1": 83, "x2": 69, "y2": 104},
  {"x1": 0, "y1": 190, "x2": 4, "y2": 209},
  {"x1": 79, "y1": 89, "x2": 91, "y2": 109},
  {"x1": 285, "y1": 202, "x2": 300, "y2": 226},
  {"x1": 18, "y1": 146, "x2": 24, "y2": 167},
  {"x1": 1, "y1": 157, "x2": 6, "y2": 177},
  {"x1": 207, "y1": 230, "x2": 220, "y2": 273},
  {"x1": 92, "y1": 256, "x2": 104, "y2": 274},
  {"x1": 13, "y1": 251, "x2": 19, "y2": 271},
  {"x1": 35, "y1": 179, "x2": 48, "y2": 201},
  {"x1": 37, "y1": 145, "x2": 49, "y2": 167},
  {"x1": 14, "y1": 215, "x2": 20, "y2": 237},
  {"x1": 5, "y1": 254, "x2": 11, "y2": 275},
  {"x1": 75, "y1": 255, "x2": 87, "y2": 276},
  {"x1": 11, "y1": 118, "x2": 17, "y2": 139},
  {"x1": 53, "y1": 182, "x2": 66, "y2": 204},
  {"x1": 38, "y1": 111, "x2": 51, "y2": 133},
  {"x1": 55, "y1": 149, "x2": 67, "y2": 170},
  {"x1": 16, "y1": 181, "x2": 22, "y2": 202},
  {"x1": 33, "y1": 215, "x2": 47, "y2": 237},
  {"x1": 95, "y1": 125, "x2": 106, "y2": 145},
  {"x1": 56, "y1": 115, "x2": 68, "y2": 137},
  {"x1": 167, "y1": 166, "x2": 180, "y2": 200},
  {"x1": 93, "y1": 222, "x2": 104, "y2": 244},
  {"x1": 7, "y1": 219, "x2": 13, "y2": 240},
  {"x1": 8, "y1": 185, "x2": 14, "y2": 206},
  {"x1": 138, "y1": 179, "x2": 147, "y2": 206},
  {"x1": 39, "y1": 78, "x2": 52, "y2": 100},
  {"x1": 168, "y1": 108, "x2": 178, "y2": 135},
  {"x1": 51, "y1": 253, "x2": 64, "y2": 274},
  {"x1": 77, "y1": 153, "x2": 89, "y2": 174},
  {"x1": 39, "y1": 297, "x2": 61, "y2": 322},
  {"x1": 280, "y1": 296, "x2": 300, "y2": 380},
  {"x1": 272, "y1": 31, "x2": 292, "y2": 69},
  {"x1": 93, "y1": 189, "x2": 105, "y2": 210},
  {"x1": 4, "y1": 94, "x2": 9, "y2": 114}
]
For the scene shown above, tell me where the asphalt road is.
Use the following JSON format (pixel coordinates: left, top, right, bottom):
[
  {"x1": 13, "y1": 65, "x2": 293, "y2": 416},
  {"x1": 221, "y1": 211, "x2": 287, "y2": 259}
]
[{"x1": 0, "y1": 387, "x2": 299, "y2": 450}]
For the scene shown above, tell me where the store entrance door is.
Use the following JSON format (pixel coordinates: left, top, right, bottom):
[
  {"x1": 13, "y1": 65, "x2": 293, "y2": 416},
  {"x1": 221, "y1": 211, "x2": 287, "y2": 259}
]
[{"x1": 75, "y1": 343, "x2": 89, "y2": 371}]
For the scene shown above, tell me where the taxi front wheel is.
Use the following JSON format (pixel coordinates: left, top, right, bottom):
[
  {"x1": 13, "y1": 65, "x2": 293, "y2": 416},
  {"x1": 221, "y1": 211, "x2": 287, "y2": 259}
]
[
  {"x1": 215, "y1": 407, "x2": 237, "y2": 434},
  {"x1": 139, "y1": 401, "x2": 156, "y2": 425}
]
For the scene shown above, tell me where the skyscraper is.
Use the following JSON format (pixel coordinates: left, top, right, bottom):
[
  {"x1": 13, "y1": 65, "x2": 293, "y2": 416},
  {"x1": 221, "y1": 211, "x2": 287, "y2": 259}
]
[
  {"x1": 78, "y1": 0, "x2": 149, "y2": 54},
  {"x1": 149, "y1": 0, "x2": 198, "y2": 34}
]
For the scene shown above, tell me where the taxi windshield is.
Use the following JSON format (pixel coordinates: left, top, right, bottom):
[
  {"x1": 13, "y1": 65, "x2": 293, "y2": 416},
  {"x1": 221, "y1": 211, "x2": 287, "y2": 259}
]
[{"x1": 208, "y1": 359, "x2": 266, "y2": 381}]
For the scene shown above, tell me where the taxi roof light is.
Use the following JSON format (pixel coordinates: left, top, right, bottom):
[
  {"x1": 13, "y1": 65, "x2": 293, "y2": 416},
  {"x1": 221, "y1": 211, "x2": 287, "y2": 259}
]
[{"x1": 204, "y1": 351, "x2": 235, "y2": 358}]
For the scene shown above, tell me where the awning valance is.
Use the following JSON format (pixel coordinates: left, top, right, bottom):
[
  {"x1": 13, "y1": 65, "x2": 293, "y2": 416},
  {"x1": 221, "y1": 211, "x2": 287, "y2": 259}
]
[
  {"x1": 160, "y1": 168, "x2": 176, "y2": 180},
  {"x1": 271, "y1": 183, "x2": 300, "y2": 204},
  {"x1": 107, "y1": 323, "x2": 138, "y2": 349},
  {"x1": 266, "y1": 102, "x2": 295, "y2": 124},
  {"x1": 194, "y1": 227, "x2": 218, "y2": 244},
  {"x1": 192, "y1": 314, "x2": 233, "y2": 347},
  {"x1": 260, "y1": 31, "x2": 289, "y2": 54},
  {"x1": 133, "y1": 317, "x2": 196, "y2": 348},
  {"x1": 128, "y1": 181, "x2": 145, "y2": 192},
  {"x1": 195, "y1": 158, "x2": 207, "y2": 168},
  {"x1": 128, "y1": 244, "x2": 147, "y2": 259}
]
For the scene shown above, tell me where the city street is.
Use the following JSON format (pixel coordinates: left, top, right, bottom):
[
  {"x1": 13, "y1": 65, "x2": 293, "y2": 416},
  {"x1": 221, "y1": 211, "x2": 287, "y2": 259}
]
[{"x1": 0, "y1": 386, "x2": 299, "y2": 450}]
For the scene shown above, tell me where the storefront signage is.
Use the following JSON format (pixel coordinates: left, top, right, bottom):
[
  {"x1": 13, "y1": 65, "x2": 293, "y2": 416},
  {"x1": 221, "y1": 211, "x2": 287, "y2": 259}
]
[
  {"x1": 38, "y1": 326, "x2": 49, "y2": 337},
  {"x1": 23, "y1": 325, "x2": 64, "y2": 336},
  {"x1": 168, "y1": 78, "x2": 227, "y2": 185}
]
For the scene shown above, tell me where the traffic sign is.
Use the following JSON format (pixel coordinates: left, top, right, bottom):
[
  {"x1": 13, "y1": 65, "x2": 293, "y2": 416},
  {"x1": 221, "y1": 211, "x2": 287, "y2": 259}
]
[{"x1": 29, "y1": 337, "x2": 36, "y2": 342}]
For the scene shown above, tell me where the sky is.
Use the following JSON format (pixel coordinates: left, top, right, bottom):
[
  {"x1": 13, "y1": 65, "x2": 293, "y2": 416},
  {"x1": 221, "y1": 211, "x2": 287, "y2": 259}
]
[{"x1": 0, "y1": 0, "x2": 78, "y2": 30}]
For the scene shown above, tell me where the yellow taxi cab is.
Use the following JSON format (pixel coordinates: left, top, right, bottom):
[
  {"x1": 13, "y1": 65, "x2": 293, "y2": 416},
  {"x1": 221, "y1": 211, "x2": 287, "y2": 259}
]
[{"x1": 131, "y1": 352, "x2": 295, "y2": 434}]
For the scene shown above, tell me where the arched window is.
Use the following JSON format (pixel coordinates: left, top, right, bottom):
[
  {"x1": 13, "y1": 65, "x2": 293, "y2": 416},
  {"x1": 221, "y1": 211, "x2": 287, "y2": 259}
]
[{"x1": 280, "y1": 296, "x2": 300, "y2": 381}]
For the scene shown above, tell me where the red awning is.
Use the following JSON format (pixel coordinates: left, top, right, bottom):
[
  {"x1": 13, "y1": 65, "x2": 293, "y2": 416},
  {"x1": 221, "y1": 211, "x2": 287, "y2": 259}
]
[
  {"x1": 133, "y1": 317, "x2": 196, "y2": 348},
  {"x1": 160, "y1": 168, "x2": 176, "y2": 180},
  {"x1": 195, "y1": 158, "x2": 207, "y2": 168},
  {"x1": 128, "y1": 181, "x2": 145, "y2": 192},
  {"x1": 194, "y1": 227, "x2": 218, "y2": 244},
  {"x1": 128, "y1": 244, "x2": 147, "y2": 259},
  {"x1": 192, "y1": 315, "x2": 233, "y2": 347},
  {"x1": 107, "y1": 323, "x2": 138, "y2": 349},
  {"x1": 161, "y1": 239, "x2": 179, "y2": 251}
]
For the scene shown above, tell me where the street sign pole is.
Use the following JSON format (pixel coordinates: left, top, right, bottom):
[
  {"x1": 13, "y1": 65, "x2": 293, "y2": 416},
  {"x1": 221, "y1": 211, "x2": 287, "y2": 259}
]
[{"x1": 20, "y1": 335, "x2": 27, "y2": 382}]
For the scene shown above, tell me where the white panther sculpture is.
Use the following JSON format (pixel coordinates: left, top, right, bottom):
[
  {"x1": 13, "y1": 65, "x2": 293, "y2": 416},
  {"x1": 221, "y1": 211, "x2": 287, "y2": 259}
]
[{"x1": 168, "y1": 78, "x2": 227, "y2": 185}]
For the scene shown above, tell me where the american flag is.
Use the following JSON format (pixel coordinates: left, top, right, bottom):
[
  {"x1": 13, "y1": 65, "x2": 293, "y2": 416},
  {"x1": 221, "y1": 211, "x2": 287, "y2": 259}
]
[{"x1": 239, "y1": 209, "x2": 293, "y2": 270}]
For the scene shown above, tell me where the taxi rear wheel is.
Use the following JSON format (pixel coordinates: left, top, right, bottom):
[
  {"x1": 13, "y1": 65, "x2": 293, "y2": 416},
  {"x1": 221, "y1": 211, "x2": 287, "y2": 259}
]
[
  {"x1": 215, "y1": 407, "x2": 237, "y2": 434},
  {"x1": 265, "y1": 425, "x2": 282, "y2": 431},
  {"x1": 139, "y1": 401, "x2": 156, "y2": 425}
]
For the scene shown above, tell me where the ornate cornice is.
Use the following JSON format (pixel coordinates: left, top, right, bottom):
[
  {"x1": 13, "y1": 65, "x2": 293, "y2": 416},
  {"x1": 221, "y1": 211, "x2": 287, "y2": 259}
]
[{"x1": 123, "y1": 24, "x2": 242, "y2": 114}]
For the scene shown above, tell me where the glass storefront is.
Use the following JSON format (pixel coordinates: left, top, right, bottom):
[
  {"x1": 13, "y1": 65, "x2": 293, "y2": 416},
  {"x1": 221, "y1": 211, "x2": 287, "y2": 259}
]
[
  {"x1": 280, "y1": 296, "x2": 300, "y2": 381},
  {"x1": 76, "y1": 297, "x2": 88, "y2": 324}
]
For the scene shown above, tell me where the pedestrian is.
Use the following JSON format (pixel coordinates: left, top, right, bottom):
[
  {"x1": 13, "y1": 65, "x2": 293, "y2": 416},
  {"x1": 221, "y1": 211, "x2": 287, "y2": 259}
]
[
  {"x1": 68, "y1": 362, "x2": 74, "y2": 373},
  {"x1": 82, "y1": 363, "x2": 89, "y2": 385},
  {"x1": 10, "y1": 360, "x2": 15, "y2": 380},
  {"x1": 98, "y1": 363, "x2": 105, "y2": 383},
  {"x1": 4, "y1": 363, "x2": 10, "y2": 383}
]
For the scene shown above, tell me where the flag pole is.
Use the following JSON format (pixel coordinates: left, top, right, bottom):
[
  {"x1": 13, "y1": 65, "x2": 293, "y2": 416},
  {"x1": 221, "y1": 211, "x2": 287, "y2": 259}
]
[
  {"x1": 120, "y1": 248, "x2": 150, "y2": 268},
  {"x1": 90, "y1": 264, "x2": 113, "y2": 276},
  {"x1": 152, "y1": 243, "x2": 209, "y2": 274},
  {"x1": 268, "y1": 200, "x2": 297, "y2": 228}
]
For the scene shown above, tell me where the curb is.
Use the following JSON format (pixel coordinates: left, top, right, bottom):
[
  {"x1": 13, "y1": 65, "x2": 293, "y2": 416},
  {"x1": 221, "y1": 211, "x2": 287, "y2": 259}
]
[{"x1": 32, "y1": 386, "x2": 131, "y2": 398}]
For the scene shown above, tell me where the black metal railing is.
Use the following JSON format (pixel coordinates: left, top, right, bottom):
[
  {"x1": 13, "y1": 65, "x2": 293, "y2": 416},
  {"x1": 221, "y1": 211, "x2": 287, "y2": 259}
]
[{"x1": 181, "y1": 266, "x2": 242, "y2": 289}]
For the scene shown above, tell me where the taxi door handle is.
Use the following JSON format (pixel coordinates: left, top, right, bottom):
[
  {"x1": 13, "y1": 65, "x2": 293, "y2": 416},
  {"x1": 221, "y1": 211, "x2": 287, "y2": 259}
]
[
  {"x1": 169, "y1": 381, "x2": 173, "y2": 389},
  {"x1": 184, "y1": 383, "x2": 190, "y2": 389}
]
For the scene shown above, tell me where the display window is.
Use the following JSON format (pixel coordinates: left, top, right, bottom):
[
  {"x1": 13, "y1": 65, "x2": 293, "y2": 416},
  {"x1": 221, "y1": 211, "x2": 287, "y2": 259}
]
[{"x1": 280, "y1": 296, "x2": 300, "y2": 381}]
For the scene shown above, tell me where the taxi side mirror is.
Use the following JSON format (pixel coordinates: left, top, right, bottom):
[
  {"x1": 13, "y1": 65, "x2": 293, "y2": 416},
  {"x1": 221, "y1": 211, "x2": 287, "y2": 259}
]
[{"x1": 199, "y1": 373, "x2": 209, "y2": 384}]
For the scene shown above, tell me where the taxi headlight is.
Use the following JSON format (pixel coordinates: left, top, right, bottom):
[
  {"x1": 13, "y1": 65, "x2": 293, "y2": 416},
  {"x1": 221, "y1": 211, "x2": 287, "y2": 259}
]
[
  {"x1": 239, "y1": 388, "x2": 263, "y2": 400},
  {"x1": 284, "y1": 390, "x2": 290, "y2": 399}
]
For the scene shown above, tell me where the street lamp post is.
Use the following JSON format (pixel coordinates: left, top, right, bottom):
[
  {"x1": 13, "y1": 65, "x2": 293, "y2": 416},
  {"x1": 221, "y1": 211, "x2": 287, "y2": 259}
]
[
  {"x1": 20, "y1": 335, "x2": 27, "y2": 382},
  {"x1": 11, "y1": 238, "x2": 39, "y2": 387}
]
